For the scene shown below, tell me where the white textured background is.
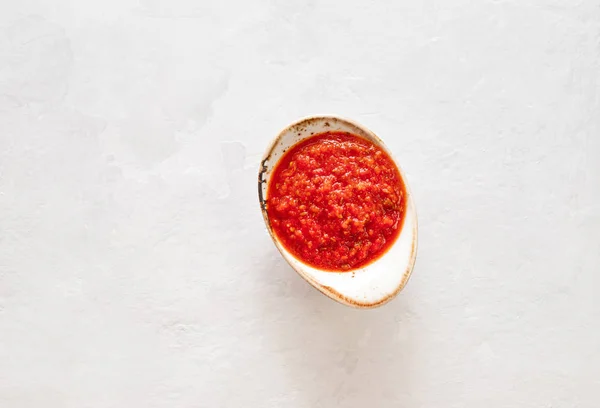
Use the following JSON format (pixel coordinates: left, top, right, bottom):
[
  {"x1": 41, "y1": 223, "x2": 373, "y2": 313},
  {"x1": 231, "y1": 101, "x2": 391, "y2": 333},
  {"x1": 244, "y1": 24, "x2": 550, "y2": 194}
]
[{"x1": 1, "y1": 0, "x2": 599, "y2": 407}]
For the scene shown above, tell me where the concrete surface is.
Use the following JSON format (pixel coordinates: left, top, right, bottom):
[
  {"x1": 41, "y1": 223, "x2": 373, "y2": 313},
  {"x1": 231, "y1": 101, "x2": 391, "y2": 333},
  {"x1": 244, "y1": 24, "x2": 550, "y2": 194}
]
[{"x1": 1, "y1": 0, "x2": 599, "y2": 407}]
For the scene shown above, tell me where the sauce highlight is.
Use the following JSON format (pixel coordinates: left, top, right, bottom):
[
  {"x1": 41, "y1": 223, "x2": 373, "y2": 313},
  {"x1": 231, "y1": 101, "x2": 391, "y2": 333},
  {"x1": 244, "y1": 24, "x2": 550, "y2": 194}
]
[{"x1": 267, "y1": 131, "x2": 406, "y2": 271}]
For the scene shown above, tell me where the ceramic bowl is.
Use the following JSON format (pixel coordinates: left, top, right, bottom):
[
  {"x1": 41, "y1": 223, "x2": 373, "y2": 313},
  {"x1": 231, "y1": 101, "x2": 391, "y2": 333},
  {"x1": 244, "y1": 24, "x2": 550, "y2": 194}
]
[{"x1": 258, "y1": 115, "x2": 417, "y2": 308}]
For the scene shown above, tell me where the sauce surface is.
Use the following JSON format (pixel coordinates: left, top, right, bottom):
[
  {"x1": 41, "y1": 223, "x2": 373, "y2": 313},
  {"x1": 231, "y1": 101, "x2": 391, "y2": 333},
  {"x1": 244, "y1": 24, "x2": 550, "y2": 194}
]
[{"x1": 267, "y1": 131, "x2": 406, "y2": 271}]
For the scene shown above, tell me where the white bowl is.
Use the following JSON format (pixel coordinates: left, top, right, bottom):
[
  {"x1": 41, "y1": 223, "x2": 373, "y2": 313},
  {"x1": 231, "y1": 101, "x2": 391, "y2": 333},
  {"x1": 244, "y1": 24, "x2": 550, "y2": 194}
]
[{"x1": 258, "y1": 115, "x2": 418, "y2": 308}]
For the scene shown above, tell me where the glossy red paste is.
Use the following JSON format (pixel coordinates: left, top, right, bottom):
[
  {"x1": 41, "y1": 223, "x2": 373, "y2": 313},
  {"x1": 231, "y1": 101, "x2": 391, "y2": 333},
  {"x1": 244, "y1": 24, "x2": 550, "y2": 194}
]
[{"x1": 267, "y1": 131, "x2": 406, "y2": 271}]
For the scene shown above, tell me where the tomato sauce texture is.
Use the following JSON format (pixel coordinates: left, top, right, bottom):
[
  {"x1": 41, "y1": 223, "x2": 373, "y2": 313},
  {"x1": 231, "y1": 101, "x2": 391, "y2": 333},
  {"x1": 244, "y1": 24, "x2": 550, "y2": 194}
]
[{"x1": 267, "y1": 131, "x2": 406, "y2": 271}]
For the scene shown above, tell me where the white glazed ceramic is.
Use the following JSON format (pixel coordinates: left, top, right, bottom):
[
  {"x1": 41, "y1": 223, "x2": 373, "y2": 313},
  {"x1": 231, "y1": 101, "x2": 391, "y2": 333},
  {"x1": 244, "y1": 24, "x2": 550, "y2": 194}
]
[{"x1": 258, "y1": 116, "x2": 418, "y2": 308}]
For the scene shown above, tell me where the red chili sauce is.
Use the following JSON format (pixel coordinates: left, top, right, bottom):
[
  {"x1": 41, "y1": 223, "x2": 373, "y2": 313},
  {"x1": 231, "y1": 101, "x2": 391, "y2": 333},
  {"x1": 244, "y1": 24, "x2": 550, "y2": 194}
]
[{"x1": 267, "y1": 131, "x2": 406, "y2": 271}]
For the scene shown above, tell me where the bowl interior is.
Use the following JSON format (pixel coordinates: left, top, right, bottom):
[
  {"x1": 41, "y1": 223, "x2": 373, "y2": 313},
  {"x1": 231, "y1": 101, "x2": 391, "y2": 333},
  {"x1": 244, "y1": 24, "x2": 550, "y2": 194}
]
[{"x1": 259, "y1": 116, "x2": 417, "y2": 308}]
